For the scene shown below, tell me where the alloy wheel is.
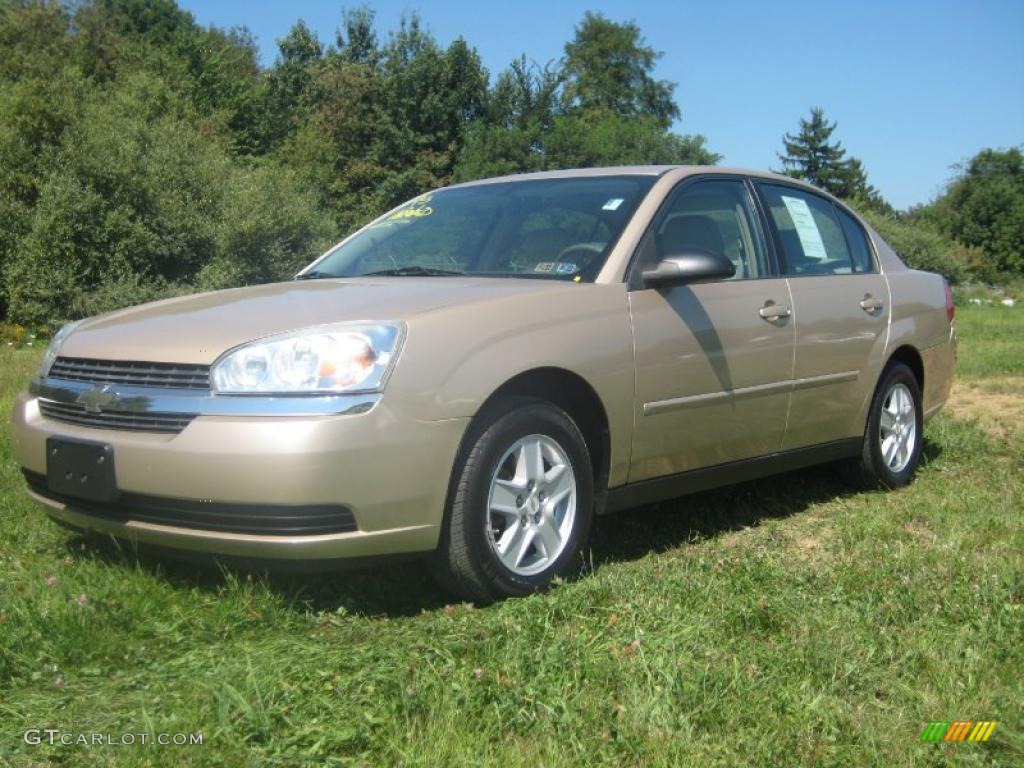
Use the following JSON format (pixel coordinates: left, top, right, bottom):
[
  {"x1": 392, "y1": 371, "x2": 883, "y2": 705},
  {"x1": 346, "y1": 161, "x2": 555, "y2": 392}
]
[
  {"x1": 485, "y1": 434, "x2": 577, "y2": 576},
  {"x1": 879, "y1": 382, "x2": 917, "y2": 473}
]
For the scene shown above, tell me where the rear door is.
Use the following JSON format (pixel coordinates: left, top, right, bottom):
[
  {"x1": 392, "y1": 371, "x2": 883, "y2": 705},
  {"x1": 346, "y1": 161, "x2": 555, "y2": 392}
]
[
  {"x1": 755, "y1": 183, "x2": 890, "y2": 449},
  {"x1": 627, "y1": 177, "x2": 795, "y2": 481}
]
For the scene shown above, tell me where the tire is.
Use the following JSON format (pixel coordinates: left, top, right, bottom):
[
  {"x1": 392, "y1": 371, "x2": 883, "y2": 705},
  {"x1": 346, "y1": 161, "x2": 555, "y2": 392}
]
[
  {"x1": 431, "y1": 397, "x2": 594, "y2": 603},
  {"x1": 841, "y1": 362, "x2": 923, "y2": 490}
]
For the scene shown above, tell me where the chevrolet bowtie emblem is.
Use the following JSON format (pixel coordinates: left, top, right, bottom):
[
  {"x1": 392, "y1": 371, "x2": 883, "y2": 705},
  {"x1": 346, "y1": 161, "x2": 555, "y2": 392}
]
[{"x1": 77, "y1": 383, "x2": 119, "y2": 414}]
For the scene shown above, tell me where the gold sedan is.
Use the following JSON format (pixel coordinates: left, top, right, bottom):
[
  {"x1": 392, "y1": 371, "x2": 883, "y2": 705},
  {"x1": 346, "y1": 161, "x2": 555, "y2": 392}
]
[{"x1": 10, "y1": 167, "x2": 956, "y2": 601}]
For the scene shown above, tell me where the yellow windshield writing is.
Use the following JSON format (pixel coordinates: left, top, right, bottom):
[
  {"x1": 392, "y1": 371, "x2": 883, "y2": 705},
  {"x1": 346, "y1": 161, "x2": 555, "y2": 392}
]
[{"x1": 370, "y1": 193, "x2": 434, "y2": 228}]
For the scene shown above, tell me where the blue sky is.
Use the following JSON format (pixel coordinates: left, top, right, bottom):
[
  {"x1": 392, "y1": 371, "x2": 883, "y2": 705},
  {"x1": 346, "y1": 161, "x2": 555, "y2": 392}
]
[{"x1": 179, "y1": 0, "x2": 1023, "y2": 210}]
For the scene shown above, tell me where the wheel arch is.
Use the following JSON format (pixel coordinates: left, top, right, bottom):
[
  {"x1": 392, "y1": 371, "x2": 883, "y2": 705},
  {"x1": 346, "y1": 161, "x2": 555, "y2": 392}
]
[
  {"x1": 886, "y1": 344, "x2": 925, "y2": 392},
  {"x1": 850, "y1": 344, "x2": 926, "y2": 438},
  {"x1": 443, "y1": 367, "x2": 612, "y2": 525}
]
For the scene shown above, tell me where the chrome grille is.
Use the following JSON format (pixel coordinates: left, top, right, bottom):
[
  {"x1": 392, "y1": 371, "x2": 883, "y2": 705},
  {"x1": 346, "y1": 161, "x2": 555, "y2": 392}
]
[
  {"x1": 39, "y1": 400, "x2": 195, "y2": 434},
  {"x1": 49, "y1": 357, "x2": 210, "y2": 390}
]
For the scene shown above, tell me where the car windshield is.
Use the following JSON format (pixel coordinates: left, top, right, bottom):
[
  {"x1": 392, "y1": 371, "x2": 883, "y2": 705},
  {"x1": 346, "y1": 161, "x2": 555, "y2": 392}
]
[{"x1": 305, "y1": 176, "x2": 656, "y2": 282}]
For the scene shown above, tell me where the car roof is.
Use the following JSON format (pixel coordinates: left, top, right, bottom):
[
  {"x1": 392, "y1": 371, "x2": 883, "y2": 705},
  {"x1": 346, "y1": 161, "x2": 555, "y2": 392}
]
[{"x1": 448, "y1": 165, "x2": 808, "y2": 188}]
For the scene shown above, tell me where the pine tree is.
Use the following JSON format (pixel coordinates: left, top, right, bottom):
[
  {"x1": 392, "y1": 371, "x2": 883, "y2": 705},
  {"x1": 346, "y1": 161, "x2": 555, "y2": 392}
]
[
  {"x1": 778, "y1": 107, "x2": 852, "y2": 194},
  {"x1": 778, "y1": 107, "x2": 891, "y2": 212}
]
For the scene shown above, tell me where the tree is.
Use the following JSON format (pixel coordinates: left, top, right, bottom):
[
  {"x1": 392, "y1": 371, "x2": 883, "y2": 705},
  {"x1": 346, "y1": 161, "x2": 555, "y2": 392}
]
[
  {"x1": 335, "y1": 6, "x2": 378, "y2": 66},
  {"x1": 72, "y1": 0, "x2": 271, "y2": 154},
  {"x1": 452, "y1": 58, "x2": 562, "y2": 180},
  {"x1": 453, "y1": 14, "x2": 717, "y2": 181},
  {"x1": 265, "y1": 20, "x2": 324, "y2": 146},
  {"x1": 0, "y1": 3, "x2": 727, "y2": 324},
  {"x1": 777, "y1": 107, "x2": 890, "y2": 211},
  {"x1": 929, "y1": 147, "x2": 1024, "y2": 276},
  {"x1": 282, "y1": 12, "x2": 490, "y2": 224},
  {"x1": 843, "y1": 157, "x2": 894, "y2": 215},
  {"x1": 778, "y1": 107, "x2": 851, "y2": 193},
  {"x1": 0, "y1": 2, "x2": 331, "y2": 326},
  {"x1": 561, "y1": 12, "x2": 678, "y2": 128},
  {"x1": 377, "y1": 16, "x2": 487, "y2": 192},
  {"x1": 485, "y1": 56, "x2": 561, "y2": 131}
]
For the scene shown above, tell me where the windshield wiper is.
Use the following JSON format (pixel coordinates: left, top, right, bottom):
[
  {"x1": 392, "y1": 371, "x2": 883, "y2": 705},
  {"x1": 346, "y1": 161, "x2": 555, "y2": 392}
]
[
  {"x1": 359, "y1": 266, "x2": 465, "y2": 277},
  {"x1": 294, "y1": 270, "x2": 338, "y2": 280}
]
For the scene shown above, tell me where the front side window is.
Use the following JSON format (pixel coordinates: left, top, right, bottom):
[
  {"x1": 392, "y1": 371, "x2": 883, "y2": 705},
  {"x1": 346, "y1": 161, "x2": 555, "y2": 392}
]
[
  {"x1": 760, "y1": 184, "x2": 854, "y2": 276},
  {"x1": 638, "y1": 179, "x2": 769, "y2": 279},
  {"x1": 307, "y1": 176, "x2": 655, "y2": 282}
]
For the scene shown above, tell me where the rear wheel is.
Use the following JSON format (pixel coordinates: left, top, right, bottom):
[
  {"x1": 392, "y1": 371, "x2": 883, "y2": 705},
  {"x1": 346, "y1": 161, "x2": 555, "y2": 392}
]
[
  {"x1": 431, "y1": 398, "x2": 594, "y2": 602},
  {"x1": 841, "y1": 362, "x2": 923, "y2": 489}
]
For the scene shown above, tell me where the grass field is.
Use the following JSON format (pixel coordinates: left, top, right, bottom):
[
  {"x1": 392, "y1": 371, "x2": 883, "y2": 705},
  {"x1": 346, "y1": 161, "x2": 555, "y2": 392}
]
[{"x1": 1, "y1": 306, "x2": 1021, "y2": 767}]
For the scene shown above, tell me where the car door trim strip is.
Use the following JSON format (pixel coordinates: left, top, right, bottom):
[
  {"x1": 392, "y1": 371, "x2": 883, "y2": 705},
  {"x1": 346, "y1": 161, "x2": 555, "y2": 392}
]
[{"x1": 643, "y1": 370, "x2": 859, "y2": 416}]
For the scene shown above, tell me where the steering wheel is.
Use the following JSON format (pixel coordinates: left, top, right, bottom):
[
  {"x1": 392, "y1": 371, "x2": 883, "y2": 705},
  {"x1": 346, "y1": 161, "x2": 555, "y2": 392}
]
[{"x1": 555, "y1": 242, "x2": 605, "y2": 270}]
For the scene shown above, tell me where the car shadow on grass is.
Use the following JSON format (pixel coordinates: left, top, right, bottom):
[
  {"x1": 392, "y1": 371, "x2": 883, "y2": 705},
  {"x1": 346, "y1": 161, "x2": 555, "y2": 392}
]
[
  {"x1": 589, "y1": 437, "x2": 943, "y2": 565},
  {"x1": 61, "y1": 532, "x2": 454, "y2": 618},
  {"x1": 593, "y1": 437, "x2": 944, "y2": 563},
  {"x1": 63, "y1": 439, "x2": 943, "y2": 617}
]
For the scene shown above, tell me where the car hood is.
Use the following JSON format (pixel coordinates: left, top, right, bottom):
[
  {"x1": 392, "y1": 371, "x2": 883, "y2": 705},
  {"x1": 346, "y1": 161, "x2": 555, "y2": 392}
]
[{"x1": 59, "y1": 278, "x2": 578, "y2": 364}]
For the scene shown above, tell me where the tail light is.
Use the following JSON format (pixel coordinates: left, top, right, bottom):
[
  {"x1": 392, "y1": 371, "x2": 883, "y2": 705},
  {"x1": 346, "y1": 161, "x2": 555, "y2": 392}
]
[{"x1": 944, "y1": 279, "x2": 955, "y2": 324}]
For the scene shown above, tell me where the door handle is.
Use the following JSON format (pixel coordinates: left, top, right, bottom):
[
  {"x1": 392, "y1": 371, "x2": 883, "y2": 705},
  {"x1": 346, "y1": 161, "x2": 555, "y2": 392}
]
[
  {"x1": 759, "y1": 302, "x2": 792, "y2": 321},
  {"x1": 860, "y1": 295, "x2": 884, "y2": 313}
]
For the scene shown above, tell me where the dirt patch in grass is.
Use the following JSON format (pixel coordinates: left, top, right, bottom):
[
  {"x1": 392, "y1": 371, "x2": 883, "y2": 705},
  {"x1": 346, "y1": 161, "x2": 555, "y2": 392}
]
[
  {"x1": 946, "y1": 378, "x2": 1024, "y2": 435},
  {"x1": 794, "y1": 534, "x2": 826, "y2": 563},
  {"x1": 787, "y1": 513, "x2": 835, "y2": 566},
  {"x1": 902, "y1": 521, "x2": 934, "y2": 541}
]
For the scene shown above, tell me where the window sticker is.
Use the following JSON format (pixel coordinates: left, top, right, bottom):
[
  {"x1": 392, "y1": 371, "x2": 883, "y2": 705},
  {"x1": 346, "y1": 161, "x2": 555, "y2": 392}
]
[
  {"x1": 780, "y1": 195, "x2": 827, "y2": 260},
  {"x1": 534, "y1": 262, "x2": 555, "y2": 273},
  {"x1": 602, "y1": 198, "x2": 624, "y2": 211},
  {"x1": 555, "y1": 262, "x2": 578, "y2": 274}
]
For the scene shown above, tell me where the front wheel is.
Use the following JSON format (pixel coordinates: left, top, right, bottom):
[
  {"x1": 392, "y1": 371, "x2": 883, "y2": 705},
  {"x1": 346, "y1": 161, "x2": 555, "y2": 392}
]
[
  {"x1": 431, "y1": 398, "x2": 594, "y2": 603},
  {"x1": 841, "y1": 362, "x2": 923, "y2": 490}
]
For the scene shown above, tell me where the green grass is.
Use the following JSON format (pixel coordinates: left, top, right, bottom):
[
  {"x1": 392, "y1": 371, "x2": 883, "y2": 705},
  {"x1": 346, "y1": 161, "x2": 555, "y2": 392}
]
[
  {"x1": 1, "y1": 306, "x2": 1022, "y2": 767},
  {"x1": 954, "y1": 304, "x2": 1024, "y2": 379}
]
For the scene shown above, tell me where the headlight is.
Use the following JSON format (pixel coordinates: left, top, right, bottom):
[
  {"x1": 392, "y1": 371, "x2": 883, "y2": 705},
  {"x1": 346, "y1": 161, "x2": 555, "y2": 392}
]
[
  {"x1": 38, "y1": 320, "x2": 83, "y2": 378},
  {"x1": 211, "y1": 322, "x2": 404, "y2": 394}
]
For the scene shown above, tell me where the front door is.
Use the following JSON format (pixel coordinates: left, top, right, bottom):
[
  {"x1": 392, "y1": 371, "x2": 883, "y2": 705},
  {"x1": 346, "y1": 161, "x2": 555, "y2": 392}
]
[{"x1": 628, "y1": 178, "x2": 795, "y2": 482}]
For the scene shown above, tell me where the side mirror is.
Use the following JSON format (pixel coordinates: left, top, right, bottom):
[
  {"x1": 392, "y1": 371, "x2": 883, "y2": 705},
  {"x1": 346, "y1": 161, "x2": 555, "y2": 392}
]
[{"x1": 641, "y1": 249, "x2": 736, "y2": 289}]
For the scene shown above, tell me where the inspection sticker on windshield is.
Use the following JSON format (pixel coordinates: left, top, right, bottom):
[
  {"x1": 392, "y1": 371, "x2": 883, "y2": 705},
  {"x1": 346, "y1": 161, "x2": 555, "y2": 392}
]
[
  {"x1": 555, "y1": 262, "x2": 577, "y2": 274},
  {"x1": 602, "y1": 198, "x2": 624, "y2": 211},
  {"x1": 781, "y1": 195, "x2": 827, "y2": 259},
  {"x1": 534, "y1": 262, "x2": 555, "y2": 273}
]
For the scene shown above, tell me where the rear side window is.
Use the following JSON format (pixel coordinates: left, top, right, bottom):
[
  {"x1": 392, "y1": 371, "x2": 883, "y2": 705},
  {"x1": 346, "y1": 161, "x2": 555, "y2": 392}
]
[
  {"x1": 836, "y1": 207, "x2": 874, "y2": 273},
  {"x1": 760, "y1": 184, "x2": 853, "y2": 276}
]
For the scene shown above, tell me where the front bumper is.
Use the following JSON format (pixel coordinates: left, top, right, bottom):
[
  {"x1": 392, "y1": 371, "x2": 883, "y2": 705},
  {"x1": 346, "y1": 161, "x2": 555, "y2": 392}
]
[{"x1": 10, "y1": 391, "x2": 468, "y2": 561}]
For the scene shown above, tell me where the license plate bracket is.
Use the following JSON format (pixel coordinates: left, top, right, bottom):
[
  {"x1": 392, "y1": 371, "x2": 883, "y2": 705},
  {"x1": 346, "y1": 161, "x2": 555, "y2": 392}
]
[{"x1": 46, "y1": 437, "x2": 118, "y2": 503}]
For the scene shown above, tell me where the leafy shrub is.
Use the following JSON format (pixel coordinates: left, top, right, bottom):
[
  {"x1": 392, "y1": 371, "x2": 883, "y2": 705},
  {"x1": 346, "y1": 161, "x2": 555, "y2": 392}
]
[
  {"x1": 1, "y1": 69, "x2": 331, "y2": 325},
  {"x1": 0, "y1": 322, "x2": 29, "y2": 348},
  {"x1": 69, "y1": 274, "x2": 190, "y2": 320},
  {"x1": 932, "y1": 148, "x2": 1024, "y2": 276},
  {"x1": 198, "y1": 164, "x2": 333, "y2": 291},
  {"x1": 859, "y1": 209, "x2": 969, "y2": 283}
]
